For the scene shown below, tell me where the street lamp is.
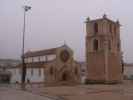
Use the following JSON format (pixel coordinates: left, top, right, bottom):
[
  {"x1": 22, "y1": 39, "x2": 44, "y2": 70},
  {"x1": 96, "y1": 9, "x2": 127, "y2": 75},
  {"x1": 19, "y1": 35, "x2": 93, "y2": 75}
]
[{"x1": 21, "y1": 5, "x2": 31, "y2": 89}]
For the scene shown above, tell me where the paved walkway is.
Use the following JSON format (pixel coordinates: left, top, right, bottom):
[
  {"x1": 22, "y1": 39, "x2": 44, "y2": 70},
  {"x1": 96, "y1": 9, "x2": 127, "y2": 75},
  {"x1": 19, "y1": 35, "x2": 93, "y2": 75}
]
[{"x1": 0, "y1": 87, "x2": 52, "y2": 100}]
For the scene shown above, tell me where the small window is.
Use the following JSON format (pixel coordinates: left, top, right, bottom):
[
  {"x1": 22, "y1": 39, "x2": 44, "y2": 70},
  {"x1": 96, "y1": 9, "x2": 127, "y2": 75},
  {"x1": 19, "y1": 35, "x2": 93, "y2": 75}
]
[
  {"x1": 93, "y1": 39, "x2": 98, "y2": 51},
  {"x1": 94, "y1": 23, "x2": 98, "y2": 33}
]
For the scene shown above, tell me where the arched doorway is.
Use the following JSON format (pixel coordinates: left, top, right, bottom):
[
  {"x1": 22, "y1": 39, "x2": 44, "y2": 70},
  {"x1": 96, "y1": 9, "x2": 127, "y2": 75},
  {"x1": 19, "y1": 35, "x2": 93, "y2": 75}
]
[{"x1": 61, "y1": 72, "x2": 69, "y2": 81}]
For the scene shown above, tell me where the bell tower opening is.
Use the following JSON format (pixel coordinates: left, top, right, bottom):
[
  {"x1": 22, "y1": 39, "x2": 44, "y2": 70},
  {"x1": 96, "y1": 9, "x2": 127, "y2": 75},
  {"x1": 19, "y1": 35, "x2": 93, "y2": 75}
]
[{"x1": 94, "y1": 22, "x2": 98, "y2": 33}]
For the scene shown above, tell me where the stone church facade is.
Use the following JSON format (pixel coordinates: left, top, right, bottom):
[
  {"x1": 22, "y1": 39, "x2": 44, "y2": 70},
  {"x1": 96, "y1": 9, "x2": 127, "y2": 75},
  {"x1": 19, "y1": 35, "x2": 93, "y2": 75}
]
[
  {"x1": 24, "y1": 44, "x2": 81, "y2": 86},
  {"x1": 85, "y1": 15, "x2": 123, "y2": 83}
]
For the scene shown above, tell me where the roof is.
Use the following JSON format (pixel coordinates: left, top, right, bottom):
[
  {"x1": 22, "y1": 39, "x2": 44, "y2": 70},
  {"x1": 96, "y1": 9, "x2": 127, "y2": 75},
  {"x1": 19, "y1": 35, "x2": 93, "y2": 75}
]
[
  {"x1": 17, "y1": 61, "x2": 54, "y2": 68},
  {"x1": 0, "y1": 66, "x2": 20, "y2": 69},
  {"x1": 24, "y1": 48, "x2": 56, "y2": 58},
  {"x1": 24, "y1": 44, "x2": 71, "y2": 58},
  {"x1": 86, "y1": 14, "x2": 120, "y2": 25},
  {"x1": 0, "y1": 71, "x2": 12, "y2": 75},
  {"x1": 124, "y1": 63, "x2": 133, "y2": 67},
  {"x1": 0, "y1": 59, "x2": 20, "y2": 66}
]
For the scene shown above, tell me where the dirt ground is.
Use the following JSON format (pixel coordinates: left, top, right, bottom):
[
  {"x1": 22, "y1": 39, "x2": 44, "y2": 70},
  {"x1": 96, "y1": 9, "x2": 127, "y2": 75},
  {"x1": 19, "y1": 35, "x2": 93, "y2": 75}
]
[
  {"x1": 0, "y1": 86, "x2": 52, "y2": 100},
  {"x1": 24, "y1": 80, "x2": 133, "y2": 100}
]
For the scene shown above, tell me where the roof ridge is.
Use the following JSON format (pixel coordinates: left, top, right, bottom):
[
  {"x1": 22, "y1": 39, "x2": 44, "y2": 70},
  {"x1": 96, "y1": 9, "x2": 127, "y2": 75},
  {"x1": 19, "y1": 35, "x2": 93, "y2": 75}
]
[{"x1": 24, "y1": 44, "x2": 68, "y2": 57}]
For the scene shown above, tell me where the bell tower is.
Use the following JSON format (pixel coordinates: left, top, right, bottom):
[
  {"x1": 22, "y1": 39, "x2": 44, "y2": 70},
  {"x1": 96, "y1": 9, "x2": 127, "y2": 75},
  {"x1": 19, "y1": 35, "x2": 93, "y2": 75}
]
[{"x1": 85, "y1": 15, "x2": 123, "y2": 83}]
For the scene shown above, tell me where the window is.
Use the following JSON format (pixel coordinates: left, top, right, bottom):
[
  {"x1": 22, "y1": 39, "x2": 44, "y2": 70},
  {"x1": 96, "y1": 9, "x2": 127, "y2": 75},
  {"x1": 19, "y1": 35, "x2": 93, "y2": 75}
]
[
  {"x1": 50, "y1": 67, "x2": 54, "y2": 75},
  {"x1": 47, "y1": 55, "x2": 56, "y2": 61},
  {"x1": 33, "y1": 57, "x2": 39, "y2": 62},
  {"x1": 38, "y1": 68, "x2": 41, "y2": 76},
  {"x1": 41, "y1": 56, "x2": 46, "y2": 62},
  {"x1": 14, "y1": 69, "x2": 16, "y2": 75},
  {"x1": 31, "y1": 68, "x2": 34, "y2": 76},
  {"x1": 117, "y1": 42, "x2": 120, "y2": 51},
  {"x1": 75, "y1": 68, "x2": 78, "y2": 75},
  {"x1": 24, "y1": 58, "x2": 28, "y2": 63},
  {"x1": 60, "y1": 50, "x2": 70, "y2": 62},
  {"x1": 109, "y1": 24, "x2": 112, "y2": 33},
  {"x1": 93, "y1": 39, "x2": 98, "y2": 51},
  {"x1": 27, "y1": 57, "x2": 32, "y2": 63},
  {"x1": 114, "y1": 26, "x2": 117, "y2": 33},
  {"x1": 94, "y1": 22, "x2": 98, "y2": 33},
  {"x1": 19, "y1": 69, "x2": 22, "y2": 75},
  {"x1": 108, "y1": 40, "x2": 111, "y2": 50}
]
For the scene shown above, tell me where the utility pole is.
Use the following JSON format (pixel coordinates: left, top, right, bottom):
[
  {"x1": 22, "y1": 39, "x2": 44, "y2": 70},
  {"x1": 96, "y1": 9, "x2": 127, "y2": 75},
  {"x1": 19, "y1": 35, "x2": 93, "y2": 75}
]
[{"x1": 21, "y1": 5, "x2": 31, "y2": 90}]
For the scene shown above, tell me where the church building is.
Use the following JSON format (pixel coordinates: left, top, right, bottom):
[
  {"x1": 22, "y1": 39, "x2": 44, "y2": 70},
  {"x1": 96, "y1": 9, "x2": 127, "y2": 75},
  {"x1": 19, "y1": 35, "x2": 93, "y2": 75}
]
[{"x1": 24, "y1": 44, "x2": 81, "y2": 86}]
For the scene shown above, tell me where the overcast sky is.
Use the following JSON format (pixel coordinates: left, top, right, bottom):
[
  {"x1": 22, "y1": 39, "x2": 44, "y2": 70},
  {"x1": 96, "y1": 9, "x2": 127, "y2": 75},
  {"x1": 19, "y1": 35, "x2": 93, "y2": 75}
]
[{"x1": 0, "y1": 0, "x2": 133, "y2": 62}]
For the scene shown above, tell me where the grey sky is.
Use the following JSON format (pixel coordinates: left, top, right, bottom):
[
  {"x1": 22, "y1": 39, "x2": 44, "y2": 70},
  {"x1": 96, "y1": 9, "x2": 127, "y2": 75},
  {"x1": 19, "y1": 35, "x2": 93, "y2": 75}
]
[{"x1": 0, "y1": 0, "x2": 133, "y2": 62}]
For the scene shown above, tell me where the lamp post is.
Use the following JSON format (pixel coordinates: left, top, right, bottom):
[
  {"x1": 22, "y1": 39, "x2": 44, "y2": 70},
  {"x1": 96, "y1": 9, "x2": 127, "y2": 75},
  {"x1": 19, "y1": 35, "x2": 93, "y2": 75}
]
[{"x1": 21, "y1": 5, "x2": 31, "y2": 90}]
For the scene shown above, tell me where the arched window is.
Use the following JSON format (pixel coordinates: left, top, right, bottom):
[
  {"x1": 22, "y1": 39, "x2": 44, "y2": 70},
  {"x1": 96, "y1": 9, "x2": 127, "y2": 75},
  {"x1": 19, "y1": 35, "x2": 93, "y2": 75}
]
[
  {"x1": 75, "y1": 68, "x2": 78, "y2": 75},
  {"x1": 93, "y1": 39, "x2": 98, "y2": 51},
  {"x1": 109, "y1": 24, "x2": 112, "y2": 33},
  {"x1": 114, "y1": 26, "x2": 117, "y2": 33},
  {"x1": 117, "y1": 42, "x2": 120, "y2": 51},
  {"x1": 94, "y1": 23, "x2": 98, "y2": 33}
]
